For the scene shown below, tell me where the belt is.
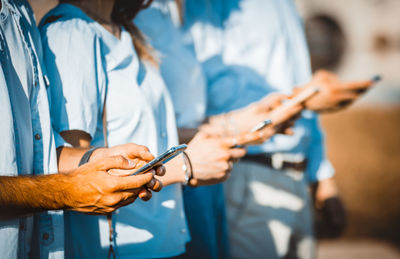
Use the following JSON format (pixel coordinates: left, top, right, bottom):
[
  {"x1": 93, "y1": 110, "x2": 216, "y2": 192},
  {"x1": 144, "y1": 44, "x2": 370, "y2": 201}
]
[{"x1": 241, "y1": 153, "x2": 307, "y2": 172}]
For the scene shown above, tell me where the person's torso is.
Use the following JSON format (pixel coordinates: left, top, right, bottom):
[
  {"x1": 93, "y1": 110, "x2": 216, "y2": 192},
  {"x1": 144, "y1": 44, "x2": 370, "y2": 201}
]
[
  {"x1": 135, "y1": 0, "x2": 207, "y2": 128},
  {"x1": 0, "y1": 0, "x2": 60, "y2": 258},
  {"x1": 184, "y1": 0, "x2": 317, "y2": 157},
  {"x1": 41, "y1": 4, "x2": 188, "y2": 258},
  {"x1": 221, "y1": 0, "x2": 312, "y2": 92}
]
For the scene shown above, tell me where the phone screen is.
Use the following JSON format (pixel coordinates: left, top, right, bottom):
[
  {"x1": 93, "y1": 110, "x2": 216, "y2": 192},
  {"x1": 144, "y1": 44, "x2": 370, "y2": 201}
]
[{"x1": 132, "y1": 144, "x2": 188, "y2": 175}]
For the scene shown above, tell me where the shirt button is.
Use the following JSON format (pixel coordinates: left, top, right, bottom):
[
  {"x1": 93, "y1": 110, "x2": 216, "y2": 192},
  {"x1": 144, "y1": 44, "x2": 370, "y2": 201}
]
[
  {"x1": 180, "y1": 229, "x2": 186, "y2": 234},
  {"x1": 42, "y1": 233, "x2": 49, "y2": 240},
  {"x1": 34, "y1": 133, "x2": 41, "y2": 140},
  {"x1": 161, "y1": 132, "x2": 167, "y2": 138}
]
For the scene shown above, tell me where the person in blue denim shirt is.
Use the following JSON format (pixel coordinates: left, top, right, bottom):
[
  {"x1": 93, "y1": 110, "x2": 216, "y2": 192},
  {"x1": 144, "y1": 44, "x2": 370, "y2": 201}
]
[
  {"x1": 135, "y1": 2, "x2": 228, "y2": 258},
  {"x1": 183, "y1": 0, "x2": 374, "y2": 258},
  {"x1": 0, "y1": 1, "x2": 165, "y2": 258},
  {"x1": 134, "y1": 1, "x2": 307, "y2": 258}
]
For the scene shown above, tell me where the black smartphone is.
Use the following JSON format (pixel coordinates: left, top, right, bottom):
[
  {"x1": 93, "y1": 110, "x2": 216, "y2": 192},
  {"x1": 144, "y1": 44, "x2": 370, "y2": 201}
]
[
  {"x1": 132, "y1": 144, "x2": 187, "y2": 175},
  {"x1": 371, "y1": 75, "x2": 382, "y2": 83}
]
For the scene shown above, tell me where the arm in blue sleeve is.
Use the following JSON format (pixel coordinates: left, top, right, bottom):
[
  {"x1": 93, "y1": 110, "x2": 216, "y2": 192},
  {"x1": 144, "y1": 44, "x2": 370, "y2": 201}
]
[{"x1": 40, "y1": 19, "x2": 106, "y2": 140}]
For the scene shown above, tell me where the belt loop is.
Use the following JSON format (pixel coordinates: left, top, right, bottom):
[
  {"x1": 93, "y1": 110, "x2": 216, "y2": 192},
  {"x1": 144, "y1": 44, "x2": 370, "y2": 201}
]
[{"x1": 271, "y1": 153, "x2": 284, "y2": 170}]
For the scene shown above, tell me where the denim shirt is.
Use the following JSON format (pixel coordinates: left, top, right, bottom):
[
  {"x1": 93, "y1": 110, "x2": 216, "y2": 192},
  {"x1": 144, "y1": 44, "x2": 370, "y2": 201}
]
[
  {"x1": 135, "y1": 0, "x2": 207, "y2": 128},
  {"x1": 135, "y1": 2, "x2": 231, "y2": 259},
  {"x1": 184, "y1": 0, "x2": 334, "y2": 182},
  {"x1": 0, "y1": 0, "x2": 63, "y2": 258}
]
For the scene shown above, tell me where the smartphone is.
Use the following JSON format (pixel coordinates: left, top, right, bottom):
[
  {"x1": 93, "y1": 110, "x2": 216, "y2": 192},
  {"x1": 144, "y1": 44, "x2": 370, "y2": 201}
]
[
  {"x1": 232, "y1": 119, "x2": 272, "y2": 148},
  {"x1": 283, "y1": 85, "x2": 319, "y2": 108},
  {"x1": 250, "y1": 119, "x2": 272, "y2": 132},
  {"x1": 132, "y1": 144, "x2": 187, "y2": 175},
  {"x1": 232, "y1": 87, "x2": 318, "y2": 148}
]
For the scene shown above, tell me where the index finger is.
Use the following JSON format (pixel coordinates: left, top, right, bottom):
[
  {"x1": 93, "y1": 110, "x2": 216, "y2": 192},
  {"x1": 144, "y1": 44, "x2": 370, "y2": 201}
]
[
  {"x1": 339, "y1": 80, "x2": 374, "y2": 91},
  {"x1": 258, "y1": 93, "x2": 289, "y2": 111},
  {"x1": 124, "y1": 143, "x2": 155, "y2": 162},
  {"x1": 93, "y1": 155, "x2": 136, "y2": 171},
  {"x1": 114, "y1": 172, "x2": 154, "y2": 191},
  {"x1": 268, "y1": 103, "x2": 303, "y2": 126},
  {"x1": 222, "y1": 128, "x2": 273, "y2": 148}
]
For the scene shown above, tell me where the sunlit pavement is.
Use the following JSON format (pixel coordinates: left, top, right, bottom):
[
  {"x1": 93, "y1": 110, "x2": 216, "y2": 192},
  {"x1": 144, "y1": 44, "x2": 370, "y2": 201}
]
[{"x1": 317, "y1": 239, "x2": 400, "y2": 259}]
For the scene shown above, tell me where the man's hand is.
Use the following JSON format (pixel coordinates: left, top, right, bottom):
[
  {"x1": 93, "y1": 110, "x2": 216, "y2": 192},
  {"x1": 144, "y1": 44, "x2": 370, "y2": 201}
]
[
  {"x1": 186, "y1": 132, "x2": 246, "y2": 186},
  {"x1": 64, "y1": 155, "x2": 161, "y2": 214},
  {"x1": 85, "y1": 143, "x2": 165, "y2": 191},
  {"x1": 0, "y1": 155, "x2": 163, "y2": 219},
  {"x1": 302, "y1": 70, "x2": 375, "y2": 113},
  {"x1": 91, "y1": 143, "x2": 155, "y2": 171}
]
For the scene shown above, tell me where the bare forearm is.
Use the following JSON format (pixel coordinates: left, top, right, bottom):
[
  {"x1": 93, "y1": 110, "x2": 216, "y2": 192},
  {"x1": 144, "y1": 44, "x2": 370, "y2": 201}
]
[
  {"x1": 0, "y1": 174, "x2": 72, "y2": 219},
  {"x1": 56, "y1": 146, "x2": 87, "y2": 172},
  {"x1": 205, "y1": 105, "x2": 259, "y2": 136},
  {"x1": 57, "y1": 146, "x2": 110, "y2": 172},
  {"x1": 57, "y1": 130, "x2": 96, "y2": 172}
]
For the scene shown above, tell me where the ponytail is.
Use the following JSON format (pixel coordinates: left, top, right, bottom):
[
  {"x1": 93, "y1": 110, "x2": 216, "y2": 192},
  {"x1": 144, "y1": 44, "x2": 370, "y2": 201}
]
[{"x1": 111, "y1": 0, "x2": 157, "y2": 65}]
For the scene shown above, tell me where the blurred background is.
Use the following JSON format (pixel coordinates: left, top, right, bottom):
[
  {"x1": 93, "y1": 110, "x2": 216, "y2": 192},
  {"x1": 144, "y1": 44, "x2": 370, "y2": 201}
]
[
  {"x1": 30, "y1": 0, "x2": 400, "y2": 258},
  {"x1": 296, "y1": 0, "x2": 400, "y2": 258}
]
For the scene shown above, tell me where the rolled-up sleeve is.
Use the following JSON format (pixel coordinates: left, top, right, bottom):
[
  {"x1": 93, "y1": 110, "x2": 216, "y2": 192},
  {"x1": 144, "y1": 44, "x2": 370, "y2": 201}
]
[
  {"x1": 40, "y1": 20, "x2": 105, "y2": 140},
  {"x1": 303, "y1": 111, "x2": 335, "y2": 182}
]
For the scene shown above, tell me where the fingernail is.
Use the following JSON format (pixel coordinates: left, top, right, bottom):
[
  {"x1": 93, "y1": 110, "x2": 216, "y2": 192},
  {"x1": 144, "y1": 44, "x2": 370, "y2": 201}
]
[{"x1": 128, "y1": 159, "x2": 136, "y2": 167}]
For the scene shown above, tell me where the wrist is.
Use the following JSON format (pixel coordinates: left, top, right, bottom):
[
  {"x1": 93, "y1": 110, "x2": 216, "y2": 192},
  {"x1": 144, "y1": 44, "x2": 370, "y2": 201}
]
[
  {"x1": 87, "y1": 147, "x2": 108, "y2": 163},
  {"x1": 53, "y1": 174, "x2": 74, "y2": 210},
  {"x1": 31, "y1": 174, "x2": 73, "y2": 211},
  {"x1": 159, "y1": 157, "x2": 187, "y2": 186}
]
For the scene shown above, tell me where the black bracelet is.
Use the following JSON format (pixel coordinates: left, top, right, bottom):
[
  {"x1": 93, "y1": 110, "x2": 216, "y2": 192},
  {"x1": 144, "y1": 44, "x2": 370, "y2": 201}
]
[
  {"x1": 79, "y1": 147, "x2": 101, "y2": 166},
  {"x1": 182, "y1": 151, "x2": 193, "y2": 186}
]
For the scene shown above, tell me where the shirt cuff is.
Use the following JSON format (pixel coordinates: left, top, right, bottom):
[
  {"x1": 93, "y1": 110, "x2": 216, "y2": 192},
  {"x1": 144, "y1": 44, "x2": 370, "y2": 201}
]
[
  {"x1": 309, "y1": 160, "x2": 335, "y2": 182},
  {"x1": 54, "y1": 131, "x2": 71, "y2": 148}
]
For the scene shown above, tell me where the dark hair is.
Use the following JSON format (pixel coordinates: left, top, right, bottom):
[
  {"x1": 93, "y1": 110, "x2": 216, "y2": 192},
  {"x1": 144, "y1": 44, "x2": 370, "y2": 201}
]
[{"x1": 111, "y1": 0, "x2": 156, "y2": 64}]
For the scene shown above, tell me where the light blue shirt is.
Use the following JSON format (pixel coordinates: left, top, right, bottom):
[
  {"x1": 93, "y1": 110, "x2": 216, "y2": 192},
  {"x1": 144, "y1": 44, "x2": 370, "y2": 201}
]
[
  {"x1": 184, "y1": 0, "x2": 334, "y2": 182},
  {"x1": 0, "y1": 0, "x2": 64, "y2": 258},
  {"x1": 135, "y1": 2, "x2": 230, "y2": 259},
  {"x1": 40, "y1": 4, "x2": 189, "y2": 258},
  {"x1": 135, "y1": 0, "x2": 207, "y2": 128}
]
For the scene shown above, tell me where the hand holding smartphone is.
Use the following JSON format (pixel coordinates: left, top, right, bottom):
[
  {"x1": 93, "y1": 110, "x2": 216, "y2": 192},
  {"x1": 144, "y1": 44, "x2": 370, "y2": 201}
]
[
  {"x1": 230, "y1": 87, "x2": 318, "y2": 148},
  {"x1": 132, "y1": 144, "x2": 187, "y2": 175},
  {"x1": 267, "y1": 85, "x2": 319, "y2": 124}
]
